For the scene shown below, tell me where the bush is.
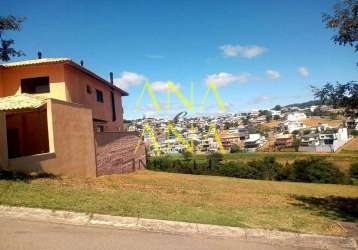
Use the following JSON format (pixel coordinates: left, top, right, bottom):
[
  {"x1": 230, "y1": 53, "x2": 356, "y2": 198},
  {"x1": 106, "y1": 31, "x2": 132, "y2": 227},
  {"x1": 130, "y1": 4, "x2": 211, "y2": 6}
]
[
  {"x1": 230, "y1": 144, "x2": 241, "y2": 153},
  {"x1": 147, "y1": 155, "x2": 349, "y2": 184},
  {"x1": 349, "y1": 163, "x2": 358, "y2": 179},
  {"x1": 288, "y1": 158, "x2": 346, "y2": 184},
  {"x1": 218, "y1": 161, "x2": 256, "y2": 179},
  {"x1": 351, "y1": 130, "x2": 358, "y2": 136},
  {"x1": 208, "y1": 152, "x2": 224, "y2": 162},
  {"x1": 181, "y1": 150, "x2": 193, "y2": 160},
  {"x1": 247, "y1": 156, "x2": 284, "y2": 180}
]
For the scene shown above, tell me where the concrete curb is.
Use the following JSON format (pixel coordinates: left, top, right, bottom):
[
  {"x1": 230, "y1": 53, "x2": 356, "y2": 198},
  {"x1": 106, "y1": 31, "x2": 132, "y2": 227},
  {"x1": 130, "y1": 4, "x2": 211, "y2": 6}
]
[{"x1": 0, "y1": 205, "x2": 356, "y2": 250}]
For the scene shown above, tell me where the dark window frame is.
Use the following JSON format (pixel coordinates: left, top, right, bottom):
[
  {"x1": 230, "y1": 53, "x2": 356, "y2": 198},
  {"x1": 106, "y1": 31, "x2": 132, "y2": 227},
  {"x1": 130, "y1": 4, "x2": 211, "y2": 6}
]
[
  {"x1": 86, "y1": 85, "x2": 92, "y2": 94},
  {"x1": 96, "y1": 89, "x2": 104, "y2": 103},
  {"x1": 110, "y1": 92, "x2": 116, "y2": 121},
  {"x1": 21, "y1": 76, "x2": 50, "y2": 94}
]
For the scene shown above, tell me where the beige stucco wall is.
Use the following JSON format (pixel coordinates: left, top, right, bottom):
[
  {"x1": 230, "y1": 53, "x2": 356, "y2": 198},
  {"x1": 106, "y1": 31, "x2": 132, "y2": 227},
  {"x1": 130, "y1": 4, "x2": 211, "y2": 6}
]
[
  {"x1": 0, "y1": 64, "x2": 67, "y2": 100},
  {"x1": 0, "y1": 112, "x2": 8, "y2": 169},
  {"x1": 7, "y1": 99, "x2": 97, "y2": 177}
]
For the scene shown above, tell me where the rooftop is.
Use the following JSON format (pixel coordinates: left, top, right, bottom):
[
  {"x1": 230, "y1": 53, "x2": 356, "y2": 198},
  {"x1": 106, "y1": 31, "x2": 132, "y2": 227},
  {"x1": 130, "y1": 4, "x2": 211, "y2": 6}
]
[
  {"x1": 1, "y1": 58, "x2": 129, "y2": 96},
  {"x1": 1, "y1": 58, "x2": 70, "y2": 67},
  {"x1": 0, "y1": 94, "x2": 47, "y2": 111}
]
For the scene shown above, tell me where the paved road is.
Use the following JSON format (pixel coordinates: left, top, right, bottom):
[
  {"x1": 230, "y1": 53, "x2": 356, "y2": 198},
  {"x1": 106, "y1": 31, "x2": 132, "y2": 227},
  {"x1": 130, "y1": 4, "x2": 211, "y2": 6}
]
[{"x1": 0, "y1": 217, "x2": 310, "y2": 250}]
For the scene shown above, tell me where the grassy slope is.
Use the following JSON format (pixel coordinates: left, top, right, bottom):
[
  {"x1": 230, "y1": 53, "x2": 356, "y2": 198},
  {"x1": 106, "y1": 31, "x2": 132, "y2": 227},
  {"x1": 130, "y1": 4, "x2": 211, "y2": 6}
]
[{"x1": 0, "y1": 170, "x2": 357, "y2": 236}]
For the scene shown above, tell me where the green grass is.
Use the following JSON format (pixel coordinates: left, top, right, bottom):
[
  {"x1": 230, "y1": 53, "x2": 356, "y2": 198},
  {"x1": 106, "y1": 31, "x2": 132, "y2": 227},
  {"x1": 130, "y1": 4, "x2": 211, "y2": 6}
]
[{"x1": 0, "y1": 170, "x2": 357, "y2": 236}]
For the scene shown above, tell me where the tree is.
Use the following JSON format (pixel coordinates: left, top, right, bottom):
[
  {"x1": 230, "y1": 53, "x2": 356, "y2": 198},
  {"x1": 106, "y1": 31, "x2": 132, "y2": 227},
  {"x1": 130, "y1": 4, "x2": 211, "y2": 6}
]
[
  {"x1": 272, "y1": 105, "x2": 282, "y2": 111},
  {"x1": 311, "y1": 81, "x2": 358, "y2": 116},
  {"x1": 323, "y1": 0, "x2": 358, "y2": 64},
  {"x1": 0, "y1": 15, "x2": 26, "y2": 61},
  {"x1": 230, "y1": 144, "x2": 241, "y2": 153}
]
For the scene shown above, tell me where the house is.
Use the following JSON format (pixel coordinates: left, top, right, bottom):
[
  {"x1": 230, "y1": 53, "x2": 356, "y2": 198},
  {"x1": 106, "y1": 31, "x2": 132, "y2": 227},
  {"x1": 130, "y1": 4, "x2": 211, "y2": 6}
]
[
  {"x1": 299, "y1": 134, "x2": 320, "y2": 147},
  {"x1": 244, "y1": 134, "x2": 265, "y2": 152},
  {"x1": 346, "y1": 118, "x2": 358, "y2": 129},
  {"x1": 0, "y1": 57, "x2": 145, "y2": 177},
  {"x1": 282, "y1": 120, "x2": 306, "y2": 133},
  {"x1": 238, "y1": 127, "x2": 249, "y2": 140},
  {"x1": 275, "y1": 134, "x2": 294, "y2": 147},
  {"x1": 299, "y1": 127, "x2": 350, "y2": 152},
  {"x1": 220, "y1": 131, "x2": 240, "y2": 150},
  {"x1": 286, "y1": 112, "x2": 307, "y2": 121}
]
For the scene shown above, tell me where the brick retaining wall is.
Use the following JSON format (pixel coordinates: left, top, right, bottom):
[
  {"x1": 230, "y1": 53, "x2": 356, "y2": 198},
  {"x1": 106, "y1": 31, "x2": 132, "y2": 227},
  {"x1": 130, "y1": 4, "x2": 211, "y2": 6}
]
[{"x1": 95, "y1": 132, "x2": 146, "y2": 176}]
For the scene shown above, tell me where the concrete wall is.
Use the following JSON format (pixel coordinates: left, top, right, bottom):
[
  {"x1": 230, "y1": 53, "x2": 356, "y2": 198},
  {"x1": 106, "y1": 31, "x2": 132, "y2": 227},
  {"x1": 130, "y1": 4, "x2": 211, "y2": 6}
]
[
  {"x1": 64, "y1": 65, "x2": 124, "y2": 132},
  {"x1": 7, "y1": 99, "x2": 97, "y2": 177},
  {"x1": 95, "y1": 132, "x2": 146, "y2": 176},
  {"x1": 0, "y1": 112, "x2": 8, "y2": 169},
  {"x1": 0, "y1": 64, "x2": 67, "y2": 100}
]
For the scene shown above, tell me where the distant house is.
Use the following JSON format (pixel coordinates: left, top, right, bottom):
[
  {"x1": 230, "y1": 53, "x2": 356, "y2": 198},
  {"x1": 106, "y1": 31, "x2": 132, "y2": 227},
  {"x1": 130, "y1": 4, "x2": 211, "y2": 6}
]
[
  {"x1": 346, "y1": 118, "x2": 358, "y2": 129},
  {"x1": 220, "y1": 131, "x2": 240, "y2": 150},
  {"x1": 0, "y1": 57, "x2": 145, "y2": 177},
  {"x1": 275, "y1": 134, "x2": 294, "y2": 147},
  {"x1": 299, "y1": 127, "x2": 350, "y2": 152},
  {"x1": 286, "y1": 112, "x2": 307, "y2": 121},
  {"x1": 244, "y1": 134, "x2": 265, "y2": 152},
  {"x1": 282, "y1": 121, "x2": 306, "y2": 133},
  {"x1": 238, "y1": 127, "x2": 249, "y2": 140}
]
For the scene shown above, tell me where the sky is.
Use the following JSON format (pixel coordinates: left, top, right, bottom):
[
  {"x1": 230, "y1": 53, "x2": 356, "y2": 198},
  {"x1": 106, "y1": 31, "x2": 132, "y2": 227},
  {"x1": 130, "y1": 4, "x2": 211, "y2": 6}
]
[{"x1": 2, "y1": 0, "x2": 357, "y2": 119}]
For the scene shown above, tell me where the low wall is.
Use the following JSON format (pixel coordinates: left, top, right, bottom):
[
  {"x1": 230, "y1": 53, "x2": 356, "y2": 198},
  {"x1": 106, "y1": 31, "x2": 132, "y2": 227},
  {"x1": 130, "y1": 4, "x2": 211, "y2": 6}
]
[
  {"x1": 299, "y1": 139, "x2": 349, "y2": 153},
  {"x1": 7, "y1": 99, "x2": 97, "y2": 177},
  {"x1": 95, "y1": 132, "x2": 146, "y2": 176}
]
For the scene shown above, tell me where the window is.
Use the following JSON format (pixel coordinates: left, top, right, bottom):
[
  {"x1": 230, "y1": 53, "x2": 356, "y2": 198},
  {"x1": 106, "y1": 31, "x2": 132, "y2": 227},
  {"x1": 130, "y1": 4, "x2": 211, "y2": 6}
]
[
  {"x1": 96, "y1": 125, "x2": 104, "y2": 133},
  {"x1": 110, "y1": 92, "x2": 116, "y2": 121},
  {"x1": 86, "y1": 85, "x2": 92, "y2": 94},
  {"x1": 96, "y1": 89, "x2": 103, "y2": 103},
  {"x1": 21, "y1": 77, "x2": 50, "y2": 94}
]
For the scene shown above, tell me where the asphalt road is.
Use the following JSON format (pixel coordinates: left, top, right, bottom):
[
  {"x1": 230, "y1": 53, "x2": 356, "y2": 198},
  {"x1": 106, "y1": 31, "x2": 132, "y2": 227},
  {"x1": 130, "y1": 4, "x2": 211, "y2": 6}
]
[{"x1": 0, "y1": 217, "x2": 310, "y2": 250}]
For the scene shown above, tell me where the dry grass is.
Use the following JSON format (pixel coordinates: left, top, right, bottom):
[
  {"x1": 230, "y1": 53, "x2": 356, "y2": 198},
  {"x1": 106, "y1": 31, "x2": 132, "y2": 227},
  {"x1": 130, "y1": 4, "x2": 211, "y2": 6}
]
[
  {"x1": 261, "y1": 120, "x2": 280, "y2": 129},
  {"x1": 339, "y1": 137, "x2": 358, "y2": 153},
  {"x1": 0, "y1": 170, "x2": 357, "y2": 236},
  {"x1": 302, "y1": 118, "x2": 343, "y2": 127}
]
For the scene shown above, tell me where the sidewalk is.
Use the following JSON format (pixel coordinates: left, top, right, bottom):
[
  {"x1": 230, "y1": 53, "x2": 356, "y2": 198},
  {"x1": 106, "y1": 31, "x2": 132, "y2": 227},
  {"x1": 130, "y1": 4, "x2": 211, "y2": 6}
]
[{"x1": 0, "y1": 205, "x2": 356, "y2": 250}]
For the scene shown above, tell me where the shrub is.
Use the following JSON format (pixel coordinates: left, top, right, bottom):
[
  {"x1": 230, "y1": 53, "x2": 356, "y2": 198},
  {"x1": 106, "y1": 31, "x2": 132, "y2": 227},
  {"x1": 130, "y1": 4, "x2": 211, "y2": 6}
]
[
  {"x1": 208, "y1": 152, "x2": 224, "y2": 162},
  {"x1": 349, "y1": 163, "x2": 358, "y2": 179},
  {"x1": 230, "y1": 144, "x2": 241, "y2": 153},
  {"x1": 351, "y1": 130, "x2": 358, "y2": 136},
  {"x1": 247, "y1": 156, "x2": 284, "y2": 180},
  {"x1": 181, "y1": 150, "x2": 193, "y2": 160},
  {"x1": 218, "y1": 161, "x2": 256, "y2": 178},
  {"x1": 147, "y1": 155, "x2": 350, "y2": 184},
  {"x1": 288, "y1": 158, "x2": 345, "y2": 184}
]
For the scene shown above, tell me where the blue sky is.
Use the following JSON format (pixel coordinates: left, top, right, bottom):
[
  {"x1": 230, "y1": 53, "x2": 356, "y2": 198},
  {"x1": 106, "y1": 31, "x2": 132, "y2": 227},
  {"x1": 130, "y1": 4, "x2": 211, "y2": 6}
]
[{"x1": 2, "y1": 0, "x2": 357, "y2": 119}]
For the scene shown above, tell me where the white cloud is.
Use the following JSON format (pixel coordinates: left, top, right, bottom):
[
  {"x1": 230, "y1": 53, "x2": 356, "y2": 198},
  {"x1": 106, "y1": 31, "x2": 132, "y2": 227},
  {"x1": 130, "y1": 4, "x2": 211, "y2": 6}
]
[
  {"x1": 114, "y1": 71, "x2": 147, "y2": 90},
  {"x1": 220, "y1": 44, "x2": 267, "y2": 58},
  {"x1": 205, "y1": 72, "x2": 256, "y2": 87},
  {"x1": 151, "y1": 81, "x2": 180, "y2": 92},
  {"x1": 266, "y1": 70, "x2": 280, "y2": 80},
  {"x1": 298, "y1": 67, "x2": 309, "y2": 77},
  {"x1": 248, "y1": 95, "x2": 276, "y2": 104}
]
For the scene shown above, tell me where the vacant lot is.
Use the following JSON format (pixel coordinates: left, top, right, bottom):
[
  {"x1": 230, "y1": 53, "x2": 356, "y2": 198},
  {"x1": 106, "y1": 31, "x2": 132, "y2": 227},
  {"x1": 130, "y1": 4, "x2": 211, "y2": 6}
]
[
  {"x1": 302, "y1": 117, "x2": 342, "y2": 127},
  {"x1": 0, "y1": 170, "x2": 357, "y2": 236},
  {"x1": 339, "y1": 137, "x2": 358, "y2": 154}
]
